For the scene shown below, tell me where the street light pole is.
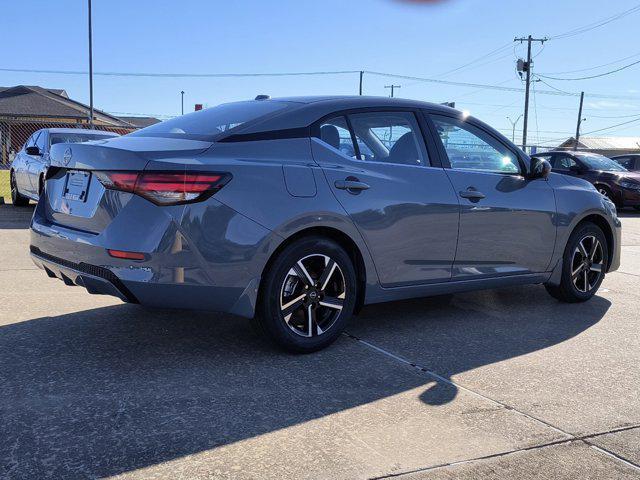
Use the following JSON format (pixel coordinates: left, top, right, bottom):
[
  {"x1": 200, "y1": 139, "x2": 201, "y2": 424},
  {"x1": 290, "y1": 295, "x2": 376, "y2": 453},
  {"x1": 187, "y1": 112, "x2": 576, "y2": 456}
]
[
  {"x1": 87, "y1": 0, "x2": 94, "y2": 127},
  {"x1": 181, "y1": 91, "x2": 185, "y2": 115},
  {"x1": 507, "y1": 115, "x2": 523, "y2": 143}
]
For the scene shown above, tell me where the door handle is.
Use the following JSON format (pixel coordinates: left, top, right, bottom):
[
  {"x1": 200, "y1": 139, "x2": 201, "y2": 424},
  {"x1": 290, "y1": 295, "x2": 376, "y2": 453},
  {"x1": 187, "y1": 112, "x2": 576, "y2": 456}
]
[
  {"x1": 459, "y1": 189, "x2": 486, "y2": 200},
  {"x1": 335, "y1": 178, "x2": 370, "y2": 193}
]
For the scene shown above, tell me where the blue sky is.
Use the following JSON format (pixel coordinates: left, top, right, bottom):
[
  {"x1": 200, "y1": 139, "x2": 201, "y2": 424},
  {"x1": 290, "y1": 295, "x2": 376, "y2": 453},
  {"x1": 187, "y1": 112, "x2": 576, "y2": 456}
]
[{"x1": 2, "y1": 0, "x2": 640, "y2": 145}]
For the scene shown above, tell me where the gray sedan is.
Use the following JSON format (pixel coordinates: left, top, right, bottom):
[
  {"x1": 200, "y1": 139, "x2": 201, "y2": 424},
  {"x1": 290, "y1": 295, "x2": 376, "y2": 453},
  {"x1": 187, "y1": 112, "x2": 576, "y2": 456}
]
[
  {"x1": 10, "y1": 128, "x2": 119, "y2": 205},
  {"x1": 29, "y1": 96, "x2": 621, "y2": 352}
]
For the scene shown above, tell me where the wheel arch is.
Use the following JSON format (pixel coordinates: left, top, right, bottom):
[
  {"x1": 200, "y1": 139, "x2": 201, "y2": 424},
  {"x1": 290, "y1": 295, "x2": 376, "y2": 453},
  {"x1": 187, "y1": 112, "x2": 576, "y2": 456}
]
[
  {"x1": 259, "y1": 226, "x2": 368, "y2": 315},
  {"x1": 575, "y1": 214, "x2": 614, "y2": 271}
]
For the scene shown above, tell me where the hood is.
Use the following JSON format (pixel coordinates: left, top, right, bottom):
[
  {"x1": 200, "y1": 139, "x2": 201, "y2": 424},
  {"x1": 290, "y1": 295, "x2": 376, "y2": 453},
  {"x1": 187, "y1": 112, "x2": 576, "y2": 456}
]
[{"x1": 595, "y1": 170, "x2": 640, "y2": 183}]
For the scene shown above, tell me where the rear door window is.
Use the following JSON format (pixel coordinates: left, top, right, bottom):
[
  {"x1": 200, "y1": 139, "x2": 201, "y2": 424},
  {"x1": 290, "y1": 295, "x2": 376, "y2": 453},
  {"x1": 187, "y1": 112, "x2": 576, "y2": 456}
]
[
  {"x1": 318, "y1": 117, "x2": 358, "y2": 158},
  {"x1": 347, "y1": 111, "x2": 428, "y2": 166}
]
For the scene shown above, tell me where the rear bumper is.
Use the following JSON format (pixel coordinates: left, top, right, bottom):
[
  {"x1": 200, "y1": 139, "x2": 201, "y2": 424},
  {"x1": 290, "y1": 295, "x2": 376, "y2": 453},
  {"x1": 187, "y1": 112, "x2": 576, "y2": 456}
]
[
  {"x1": 30, "y1": 194, "x2": 277, "y2": 318},
  {"x1": 30, "y1": 247, "x2": 136, "y2": 303}
]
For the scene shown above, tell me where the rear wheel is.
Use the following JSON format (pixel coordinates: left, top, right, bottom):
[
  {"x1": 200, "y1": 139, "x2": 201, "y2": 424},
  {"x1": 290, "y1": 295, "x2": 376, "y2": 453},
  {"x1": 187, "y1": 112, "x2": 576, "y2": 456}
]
[
  {"x1": 545, "y1": 222, "x2": 608, "y2": 303},
  {"x1": 10, "y1": 171, "x2": 29, "y2": 206},
  {"x1": 255, "y1": 236, "x2": 356, "y2": 353}
]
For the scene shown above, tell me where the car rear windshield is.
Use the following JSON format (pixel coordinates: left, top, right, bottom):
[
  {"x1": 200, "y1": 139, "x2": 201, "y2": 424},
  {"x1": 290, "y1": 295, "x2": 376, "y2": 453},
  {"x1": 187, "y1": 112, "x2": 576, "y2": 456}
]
[
  {"x1": 50, "y1": 133, "x2": 117, "y2": 146},
  {"x1": 129, "y1": 101, "x2": 290, "y2": 141},
  {"x1": 578, "y1": 154, "x2": 628, "y2": 172}
]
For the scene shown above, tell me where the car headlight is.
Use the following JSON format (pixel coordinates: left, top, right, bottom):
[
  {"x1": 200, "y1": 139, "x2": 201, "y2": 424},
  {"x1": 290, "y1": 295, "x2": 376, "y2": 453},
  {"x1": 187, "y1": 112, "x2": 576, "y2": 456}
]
[{"x1": 619, "y1": 180, "x2": 640, "y2": 191}]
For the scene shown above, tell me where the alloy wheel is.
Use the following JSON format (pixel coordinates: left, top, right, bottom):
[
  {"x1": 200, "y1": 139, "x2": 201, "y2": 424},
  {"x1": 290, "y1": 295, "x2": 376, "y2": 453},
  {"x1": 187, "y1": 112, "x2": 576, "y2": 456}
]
[
  {"x1": 279, "y1": 254, "x2": 346, "y2": 337},
  {"x1": 571, "y1": 235, "x2": 604, "y2": 293}
]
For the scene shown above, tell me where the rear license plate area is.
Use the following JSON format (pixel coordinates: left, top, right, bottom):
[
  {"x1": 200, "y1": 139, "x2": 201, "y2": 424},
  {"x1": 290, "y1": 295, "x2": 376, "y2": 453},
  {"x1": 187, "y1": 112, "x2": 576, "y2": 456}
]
[{"x1": 63, "y1": 170, "x2": 91, "y2": 202}]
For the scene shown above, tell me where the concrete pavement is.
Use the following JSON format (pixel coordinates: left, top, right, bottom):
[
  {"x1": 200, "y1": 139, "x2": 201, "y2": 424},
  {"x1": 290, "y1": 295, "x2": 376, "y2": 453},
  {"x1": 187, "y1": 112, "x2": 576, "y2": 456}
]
[{"x1": 0, "y1": 205, "x2": 639, "y2": 479}]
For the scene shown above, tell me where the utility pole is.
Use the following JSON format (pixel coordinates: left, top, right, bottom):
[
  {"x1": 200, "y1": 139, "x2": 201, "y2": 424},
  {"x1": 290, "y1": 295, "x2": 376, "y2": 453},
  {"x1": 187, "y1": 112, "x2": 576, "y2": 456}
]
[
  {"x1": 181, "y1": 91, "x2": 185, "y2": 115},
  {"x1": 515, "y1": 35, "x2": 547, "y2": 151},
  {"x1": 385, "y1": 84, "x2": 401, "y2": 98},
  {"x1": 359, "y1": 71, "x2": 364, "y2": 95},
  {"x1": 87, "y1": 0, "x2": 94, "y2": 127},
  {"x1": 507, "y1": 115, "x2": 523, "y2": 143},
  {"x1": 574, "y1": 91, "x2": 585, "y2": 151}
]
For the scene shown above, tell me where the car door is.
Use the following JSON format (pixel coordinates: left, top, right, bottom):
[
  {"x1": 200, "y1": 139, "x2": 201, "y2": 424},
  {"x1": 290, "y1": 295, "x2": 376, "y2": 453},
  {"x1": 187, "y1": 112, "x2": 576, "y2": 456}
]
[
  {"x1": 427, "y1": 112, "x2": 556, "y2": 279},
  {"x1": 14, "y1": 134, "x2": 35, "y2": 193},
  {"x1": 312, "y1": 110, "x2": 460, "y2": 287},
  {"x1": 27, "y1": 130, "x2": 47, "y2": 194}
]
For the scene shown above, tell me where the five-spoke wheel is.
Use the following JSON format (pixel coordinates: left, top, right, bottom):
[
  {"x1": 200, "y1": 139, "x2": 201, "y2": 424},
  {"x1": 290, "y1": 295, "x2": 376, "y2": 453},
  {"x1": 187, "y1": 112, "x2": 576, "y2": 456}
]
[
  {"x1": 256, "y1": 236, "x2": 356, "y2": 352},
  {"x1": 545, "y1": 222, "x2": 608, "y2": 303}
]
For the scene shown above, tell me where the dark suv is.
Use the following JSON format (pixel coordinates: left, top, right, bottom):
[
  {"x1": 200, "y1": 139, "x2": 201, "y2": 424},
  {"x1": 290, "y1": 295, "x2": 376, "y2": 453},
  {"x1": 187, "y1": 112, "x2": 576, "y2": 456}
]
[{"x1": 534, "y1": 150, "x2": 640, "y2": 210}]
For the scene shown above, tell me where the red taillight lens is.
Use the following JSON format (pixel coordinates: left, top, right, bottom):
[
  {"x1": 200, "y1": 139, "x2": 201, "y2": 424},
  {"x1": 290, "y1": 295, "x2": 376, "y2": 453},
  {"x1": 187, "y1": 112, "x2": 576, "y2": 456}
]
[
  {"x1": 107, "y1": 249, "x2": 146, "y2": 261},
  {"x1": 95, "y1": 171, "x2": 230, "y2": 205}
]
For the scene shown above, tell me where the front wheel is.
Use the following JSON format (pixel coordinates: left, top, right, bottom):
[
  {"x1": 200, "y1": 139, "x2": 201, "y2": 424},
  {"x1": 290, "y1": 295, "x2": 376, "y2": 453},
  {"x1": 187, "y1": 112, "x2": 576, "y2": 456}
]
[
  {"x1": 10, "y1": 171, "x2": 30, "y2": 206},
  {"x1": 255, "y1": 236, "x2": 357, "y2": 353},
  {"x1": 545, "y1": 222, "x2": 608, "y2": 303}
]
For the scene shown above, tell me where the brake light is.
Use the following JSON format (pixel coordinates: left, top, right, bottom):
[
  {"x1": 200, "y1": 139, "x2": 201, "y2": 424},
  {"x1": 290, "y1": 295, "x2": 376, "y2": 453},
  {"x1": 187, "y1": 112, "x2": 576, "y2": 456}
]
[{"x1": 95, "y1": 171, "x2": 230, "y2": 205}]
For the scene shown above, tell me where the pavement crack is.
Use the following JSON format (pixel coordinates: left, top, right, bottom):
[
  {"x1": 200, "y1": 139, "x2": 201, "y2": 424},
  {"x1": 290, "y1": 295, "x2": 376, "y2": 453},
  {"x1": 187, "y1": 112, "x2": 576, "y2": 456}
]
[{"x1": 587, "y1": 444, "x2": 640, "y2": 472}]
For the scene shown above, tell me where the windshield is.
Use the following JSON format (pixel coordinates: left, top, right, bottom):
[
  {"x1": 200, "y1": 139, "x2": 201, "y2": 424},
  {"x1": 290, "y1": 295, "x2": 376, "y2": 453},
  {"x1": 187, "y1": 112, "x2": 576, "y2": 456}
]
[
  {"x1": 579, "y1": 154, "x2": 628, "y2": 172},
  {"x1": 50, "y1": 133, "x2": 117, "y2": 146},
  {"x1": 129, "y1": 101, "x2": 290, "y2": 141}
]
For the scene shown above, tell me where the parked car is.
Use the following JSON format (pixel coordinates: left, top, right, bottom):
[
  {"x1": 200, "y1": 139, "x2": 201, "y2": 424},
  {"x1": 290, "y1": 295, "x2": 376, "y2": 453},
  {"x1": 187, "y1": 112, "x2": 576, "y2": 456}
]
[
  {"x1": 611, "y1": 153, "x2": 640, "y2": 172},
  {"x1": 10, "y1": 128, "x2": 119, "y2": 205},
  {"x1": 30, "y1": 97, "x2": 621, "y2": 352},
  {"x1": 532, "y1": 150, "x2": 640, "y2": 211}
]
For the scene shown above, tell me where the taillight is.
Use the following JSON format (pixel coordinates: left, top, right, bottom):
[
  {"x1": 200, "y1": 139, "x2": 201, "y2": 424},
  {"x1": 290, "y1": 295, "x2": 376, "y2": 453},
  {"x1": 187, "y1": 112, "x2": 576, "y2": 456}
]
[{"x1": 95, "y1": 171, "x2": 230, "y2": 205}]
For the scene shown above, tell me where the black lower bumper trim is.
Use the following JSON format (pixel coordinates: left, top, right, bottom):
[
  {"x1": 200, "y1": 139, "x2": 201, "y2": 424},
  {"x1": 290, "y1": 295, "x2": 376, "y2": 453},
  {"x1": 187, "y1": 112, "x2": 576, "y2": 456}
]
[{"x1": 30, "y1": 246, "x2": 139, "y2": 303}]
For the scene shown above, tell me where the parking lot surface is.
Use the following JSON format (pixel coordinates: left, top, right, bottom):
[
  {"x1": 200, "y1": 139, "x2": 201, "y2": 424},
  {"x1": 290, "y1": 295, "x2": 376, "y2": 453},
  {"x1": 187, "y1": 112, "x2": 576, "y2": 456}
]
[{"x1": 1, "y1": 204, "x2": 639, "y2": 480}]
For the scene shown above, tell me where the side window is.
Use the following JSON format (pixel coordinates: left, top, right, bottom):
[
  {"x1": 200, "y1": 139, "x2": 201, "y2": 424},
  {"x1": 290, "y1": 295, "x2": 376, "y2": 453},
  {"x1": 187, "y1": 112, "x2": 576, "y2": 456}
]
[
  {"x1": 35, "y1": 131, "x2": 46, "y2": 152},
  {"x1": 431, "y1": 115, "x2": 520, "y2": 174},
  {"x1": 553, "y1": 155, "x2": 577, "y2": 171},
  {"x1": 616, "y1": 157, "x2": 633, "y2": 169},
  {"x1": 24, "y1": 133, "x2": 36, "y2": 151},
  {"x1": 318, "y1": 116, "x2": 358, "y2": 159},
  {"x1": 348, "y1": 111, "x2": 428, "y2": 166}
]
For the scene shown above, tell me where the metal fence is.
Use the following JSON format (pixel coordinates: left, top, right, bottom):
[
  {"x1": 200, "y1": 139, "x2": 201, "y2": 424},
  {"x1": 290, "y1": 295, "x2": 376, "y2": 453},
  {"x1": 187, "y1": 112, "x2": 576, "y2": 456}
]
[{"x1": 0, "y1": 118, "x2": 138, "y2": 169}]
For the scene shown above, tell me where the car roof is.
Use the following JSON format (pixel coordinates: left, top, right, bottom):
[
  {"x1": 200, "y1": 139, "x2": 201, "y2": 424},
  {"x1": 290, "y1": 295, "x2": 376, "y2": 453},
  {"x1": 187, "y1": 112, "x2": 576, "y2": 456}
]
[
  {"x1": 40, "y1": 128, "x2": 119, "y2": 135},
  {"x1": 229, "y1": 96, "x2": 459, "y2": 134}
]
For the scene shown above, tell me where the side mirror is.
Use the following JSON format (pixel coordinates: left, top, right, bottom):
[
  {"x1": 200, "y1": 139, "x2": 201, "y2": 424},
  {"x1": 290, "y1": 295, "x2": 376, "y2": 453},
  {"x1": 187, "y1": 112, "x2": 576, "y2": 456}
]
[
  {"x1": 530, "y1": 157, "x2": 551, "y2": 180},
  {"x1": 569, "y1": 165, "x2": 583, "y2": 174},
  {"x1": 25, "y1": 146, "x2": 41, "y2": 156}
]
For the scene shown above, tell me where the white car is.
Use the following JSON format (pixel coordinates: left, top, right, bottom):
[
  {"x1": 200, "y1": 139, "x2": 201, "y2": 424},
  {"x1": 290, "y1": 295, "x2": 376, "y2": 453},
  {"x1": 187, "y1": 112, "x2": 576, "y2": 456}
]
[{"x1": 10, "y1": 128, "x2": 119, "y2": 205}]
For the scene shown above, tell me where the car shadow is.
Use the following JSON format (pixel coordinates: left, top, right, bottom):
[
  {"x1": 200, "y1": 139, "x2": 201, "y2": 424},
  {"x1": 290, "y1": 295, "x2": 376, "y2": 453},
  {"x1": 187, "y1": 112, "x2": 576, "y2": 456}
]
[
  {"x1": 0, "y1": 204, "x2": 34, "y2": 229},
  {"x1": 0, "y1": 286, "x2": 610, "y2": 478}
]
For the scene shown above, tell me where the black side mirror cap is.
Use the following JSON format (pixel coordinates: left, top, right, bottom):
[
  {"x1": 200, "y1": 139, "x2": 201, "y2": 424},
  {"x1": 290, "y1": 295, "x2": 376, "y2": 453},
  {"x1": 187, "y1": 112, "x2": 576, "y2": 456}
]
[
  {"x1": 25, "y1": 146, "x2": 41, "y2": 156},
  {"x1": 530, "y1": 157, "x2": 551, "y2": 180}
]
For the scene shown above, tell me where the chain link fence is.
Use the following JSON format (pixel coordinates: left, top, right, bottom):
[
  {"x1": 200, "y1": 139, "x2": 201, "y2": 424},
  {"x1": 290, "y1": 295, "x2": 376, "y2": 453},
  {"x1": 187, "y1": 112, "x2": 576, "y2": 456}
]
[{"x1": 0, "y1": 117, "x2": 138, "y2": 170}]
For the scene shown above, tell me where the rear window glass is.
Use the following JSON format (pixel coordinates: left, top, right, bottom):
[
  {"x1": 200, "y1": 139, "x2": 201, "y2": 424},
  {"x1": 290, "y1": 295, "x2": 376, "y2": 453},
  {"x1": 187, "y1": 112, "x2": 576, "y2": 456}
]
[
  {"x1": 50, "y1": 133, "x2": 117, "y2": 146},
  {"x1": 129, "y1": 101, "x2": 289, "y2": 141}
]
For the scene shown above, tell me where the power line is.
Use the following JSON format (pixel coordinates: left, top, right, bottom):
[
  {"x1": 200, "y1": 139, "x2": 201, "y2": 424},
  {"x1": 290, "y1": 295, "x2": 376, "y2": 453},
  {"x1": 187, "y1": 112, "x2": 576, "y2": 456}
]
[
  {"x1": 537, "y1": 58, "x2": 640, "y2": 81},
  {"x1": 550, "y1": 4, "x2": 640, "y2": 40},
  {"x1": 433, "y1": 42, "x2": 513, "y2": 78},
  {"x1": 582, "y1": 117, "x2": 640, "y2": 135},
  {"x1": 541, "y1": 51, "x2": 640, "y2": 75},
  {"x1": 0, "y1": 67, "x2": 361, "y2": 78},
  {"x1": 2, "y1": 66, "x2": 638, "y2": 100}
]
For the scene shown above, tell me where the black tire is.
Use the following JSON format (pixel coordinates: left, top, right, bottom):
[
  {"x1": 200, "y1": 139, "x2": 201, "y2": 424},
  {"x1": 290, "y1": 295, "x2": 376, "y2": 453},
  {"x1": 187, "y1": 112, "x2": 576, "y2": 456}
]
[
  {"x1": 545, "y1": 222, "x2": 608, "y2": 303},
  {"x1": 10, "y1": 171, "x2": 29, "y2": 206},
  {"x1": 255, "y1": 236, "x2": 357, "y2": 353}
]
